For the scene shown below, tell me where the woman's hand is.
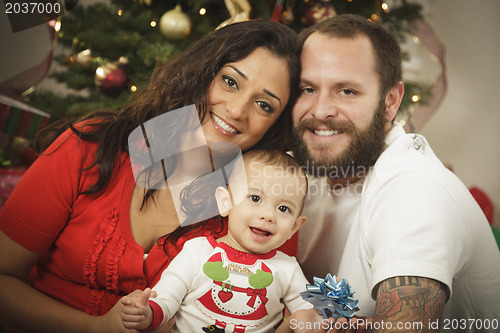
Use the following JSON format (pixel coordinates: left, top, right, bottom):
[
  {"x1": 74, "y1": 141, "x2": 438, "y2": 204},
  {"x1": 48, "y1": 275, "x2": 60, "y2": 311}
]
[
  {"x1": 121, "y1": 288, "x2": 154, "y2": 331},
  {"x1": 91, "y1": 295, "x2": 141, "y2": 333},
  {"x1": 93, "y1": 288, "x2": 174, "y2": 333}
]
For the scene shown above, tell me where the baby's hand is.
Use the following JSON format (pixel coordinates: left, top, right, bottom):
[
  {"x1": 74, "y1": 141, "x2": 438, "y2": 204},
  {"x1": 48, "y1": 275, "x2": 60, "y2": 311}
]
[{"x1": 120, "y1": 287, "x2": 154, "y2": 330}]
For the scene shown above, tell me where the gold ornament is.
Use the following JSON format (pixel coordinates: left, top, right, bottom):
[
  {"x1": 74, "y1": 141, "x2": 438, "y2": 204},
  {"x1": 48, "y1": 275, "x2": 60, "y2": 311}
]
[
  {"x1": 281, "y1": 8, "x2": 295, "y2": 25},
  {"x1": 76, "y1": 49, "x2": 92, "y2": 66},
  {"x1": 280, "y1": 0, "x2": 295, "y2": 25},
  {"x1": 216, "y1": 0, "x2": 251, "y2": 29},
  {"x1": 159, "y1": 5, "x2": 191, "y2": 40}
]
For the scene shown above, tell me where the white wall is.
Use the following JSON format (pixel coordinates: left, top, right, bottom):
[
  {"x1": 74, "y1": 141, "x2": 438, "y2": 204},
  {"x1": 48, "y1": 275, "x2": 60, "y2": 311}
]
[{"x1": 418, "y1": 0, "x2": 500, "y2": 228}]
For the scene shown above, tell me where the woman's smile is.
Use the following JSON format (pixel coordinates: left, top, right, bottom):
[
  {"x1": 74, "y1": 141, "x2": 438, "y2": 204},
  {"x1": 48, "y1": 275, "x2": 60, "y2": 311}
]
[{"x1": 210, "y1": 112, "x2": 239, "y2": 136}]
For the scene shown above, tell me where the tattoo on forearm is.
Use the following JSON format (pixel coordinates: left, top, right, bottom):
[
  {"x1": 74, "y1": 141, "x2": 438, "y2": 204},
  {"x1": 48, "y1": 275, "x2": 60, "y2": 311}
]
[{"x1": 374, "y1": 276, "x2": 447, "y2": 332}]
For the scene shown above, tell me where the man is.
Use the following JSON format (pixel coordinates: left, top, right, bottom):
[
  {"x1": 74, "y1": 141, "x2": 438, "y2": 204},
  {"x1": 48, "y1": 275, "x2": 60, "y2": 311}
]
[{"x1": 292, "y1": 14, "x2": 500, "y2": 332}]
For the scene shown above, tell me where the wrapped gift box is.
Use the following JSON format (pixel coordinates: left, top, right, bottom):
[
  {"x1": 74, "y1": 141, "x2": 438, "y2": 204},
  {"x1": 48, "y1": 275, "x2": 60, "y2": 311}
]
[
  {"x1": 0, "y1": 93, "x2": 50, "y2": 141},
  {"x1": 0, "y1": 94, "x2": 50, "y2": 207}
]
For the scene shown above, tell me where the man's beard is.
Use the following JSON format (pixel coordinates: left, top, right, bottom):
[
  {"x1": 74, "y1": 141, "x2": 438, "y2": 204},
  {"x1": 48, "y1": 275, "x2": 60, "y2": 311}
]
[{"x1": 291, "y1": 99, "x2": 387, "y2": 179}]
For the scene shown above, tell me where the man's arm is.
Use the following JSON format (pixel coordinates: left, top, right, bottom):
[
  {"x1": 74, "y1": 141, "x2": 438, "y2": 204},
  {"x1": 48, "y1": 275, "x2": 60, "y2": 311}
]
[{"x1": 373, "y1": 276, "x2": 448, "y2": 332}]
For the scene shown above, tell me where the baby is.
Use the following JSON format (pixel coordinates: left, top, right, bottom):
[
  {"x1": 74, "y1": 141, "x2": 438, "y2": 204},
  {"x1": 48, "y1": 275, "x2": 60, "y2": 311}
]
[{"x1": 121, "y1": 149, "x2": 321, "y2": 332}]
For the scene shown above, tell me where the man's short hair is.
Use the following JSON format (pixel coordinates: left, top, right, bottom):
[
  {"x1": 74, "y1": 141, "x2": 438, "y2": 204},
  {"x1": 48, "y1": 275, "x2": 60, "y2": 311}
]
[{"x1": 299, "y1": 14, "x2": 402, "y2": 96}]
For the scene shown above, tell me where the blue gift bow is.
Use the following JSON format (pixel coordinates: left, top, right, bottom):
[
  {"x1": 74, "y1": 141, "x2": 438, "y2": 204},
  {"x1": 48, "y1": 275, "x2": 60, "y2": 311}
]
[{"x1": 300, "y1": 273, "x2": 360, "y2": 319}]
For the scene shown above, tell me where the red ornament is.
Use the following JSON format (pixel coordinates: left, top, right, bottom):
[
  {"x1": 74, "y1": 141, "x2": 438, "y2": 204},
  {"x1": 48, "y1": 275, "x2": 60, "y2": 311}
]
[
  {"x1": 469, "y1": 186, "x2": 494, "y2": 225},
  {"x1": 271, "y1": 0, "x2": 284, "y2": 22},
  {"x1": 94, "y1": 61, "x2": 128, "y2": 96}
]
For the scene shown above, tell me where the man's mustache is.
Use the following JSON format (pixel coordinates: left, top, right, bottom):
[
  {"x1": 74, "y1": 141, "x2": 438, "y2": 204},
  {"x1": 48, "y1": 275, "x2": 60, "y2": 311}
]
[{"x1": 294, "y1": 118, "x2": 356, "y2": 135}]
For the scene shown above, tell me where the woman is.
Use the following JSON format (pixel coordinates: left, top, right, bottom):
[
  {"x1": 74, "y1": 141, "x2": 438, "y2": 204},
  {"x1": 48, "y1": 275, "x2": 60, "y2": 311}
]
[{"x1": 0, "y1": 20, "x2": 300, "y2": 333}]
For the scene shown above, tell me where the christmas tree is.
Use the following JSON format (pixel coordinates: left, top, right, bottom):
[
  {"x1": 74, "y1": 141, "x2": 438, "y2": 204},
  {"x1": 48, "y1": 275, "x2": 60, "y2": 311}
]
[{"x1": 24, "y1": 0, "x2": 430, "y2": 123}]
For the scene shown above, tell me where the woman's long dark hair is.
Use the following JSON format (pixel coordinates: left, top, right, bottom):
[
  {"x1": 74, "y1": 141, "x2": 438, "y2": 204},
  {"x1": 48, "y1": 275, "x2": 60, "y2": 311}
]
[{"x1": 37, "y1": 20, "x2": 300, "y2": 205}]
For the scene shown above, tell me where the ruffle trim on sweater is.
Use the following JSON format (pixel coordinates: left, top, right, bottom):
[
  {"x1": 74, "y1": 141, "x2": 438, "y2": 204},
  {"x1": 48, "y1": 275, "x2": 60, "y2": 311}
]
[
  {"x1": 86, "y1": 289, "x2": 106, "y2": 315},
  {"x1": 83, "y1": 208, "x2": 118, "y2": 289},
  {"x1": 106, "y1": 235, "x2": 126, "y2": 293}
]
